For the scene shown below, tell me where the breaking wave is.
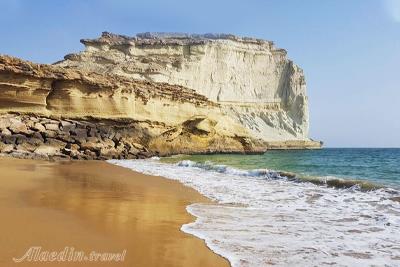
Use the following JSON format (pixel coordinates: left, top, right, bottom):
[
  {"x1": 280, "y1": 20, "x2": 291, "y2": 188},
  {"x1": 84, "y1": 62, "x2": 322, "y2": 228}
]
[{"x1": 177, "y1": 160, "x2": 386, "y2": 191}]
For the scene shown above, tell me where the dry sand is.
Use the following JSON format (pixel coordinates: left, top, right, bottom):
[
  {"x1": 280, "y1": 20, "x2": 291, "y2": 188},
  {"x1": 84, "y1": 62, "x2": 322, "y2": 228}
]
[{"x1": 0, "y1": 157, "x2": 229, "y2": 267}]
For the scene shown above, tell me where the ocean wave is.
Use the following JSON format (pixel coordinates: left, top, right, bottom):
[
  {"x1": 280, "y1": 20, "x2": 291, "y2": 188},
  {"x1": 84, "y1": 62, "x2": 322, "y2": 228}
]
[
  {"x1": 176, "y1": 160, "x2": 388, "y2": 192},
  {"x1": 177, "y1": 160, "x2": 280, "y2": 178}
]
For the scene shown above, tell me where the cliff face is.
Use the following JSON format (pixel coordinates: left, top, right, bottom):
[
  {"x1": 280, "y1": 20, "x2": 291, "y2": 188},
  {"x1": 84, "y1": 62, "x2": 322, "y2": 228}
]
[
  {"x1": 57, "y1": 32, "x2": 311, "y2": 142},
  {"x1": 0, "y1": 32, "x2": 321, "y2": 160},
  {"x1": 0, "y1": 55, "x2": 269, "y2": 159}
]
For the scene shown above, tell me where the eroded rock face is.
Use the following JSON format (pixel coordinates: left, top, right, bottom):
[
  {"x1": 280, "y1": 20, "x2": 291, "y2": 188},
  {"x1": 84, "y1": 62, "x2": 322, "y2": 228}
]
[
  {"x1": 0, "y1": 31, "x2": 322, "y2": 160},
  {"x1": 0, "y1": 55, "x2": 274, "y2": 159},
  {"x1": 57, "y1": 32, "x2": 311, "y2": 142}
]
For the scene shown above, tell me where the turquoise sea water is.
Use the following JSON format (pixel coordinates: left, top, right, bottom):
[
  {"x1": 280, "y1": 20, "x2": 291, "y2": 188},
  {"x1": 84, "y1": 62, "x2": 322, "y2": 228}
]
[{"x1": 162, "y1": 148, "x2": 400, "y2": 189}]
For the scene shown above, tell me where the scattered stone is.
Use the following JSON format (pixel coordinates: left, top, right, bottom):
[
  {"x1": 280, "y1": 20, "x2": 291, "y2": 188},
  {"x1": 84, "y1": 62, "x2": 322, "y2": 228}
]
[
  {"x1": 0, "y1": 114, "x2": 156, "y2": 160},
  {"x1": 45, "y1": 123, "x2": 60, "y2": 131},
  {"x1": 113, "y1": 132, "x2": 122, "y2": 142},
  {"x1": 138, "y1": 151, "x2": 153, "y2": 158},
  {"x1": 88, "y1": 127, "x2": 99, "y2": 137},
  {"x1": 57, "y1": 133, "x2": 74, "y2": 143},
  {"x1": 2, "y1": 135, "x2": 17, "y2": 144},
  {"x1": 32, "y1": 122, "x2": 46, "y2": 132},
  {"x1": 115, "y1": 142, "x2": 125, "y2": 153},
  {"x1": 1, "y1": 128, "x2": 12, "y2": 136},
  {"x1": 9, "y1": 120, "x2": 30, "y2": 134},
  {"x1": 29, "y1": 117, "x2": 39, "y2": 122},
  {"x1": 128, "y1": 146, "x2": 140, "y2": 155},
  {"x1": 15, "y1": 134, "x2": 28, "y2": 144},
  {"x1": 131, "y1": 142, "x2": 147, "y2": 151},
  {"x1": 25, "y1": 120, "x2": 36, "y2": 128},
  {"x1": 16, "y1": 142, "x2": 37, "y2": 152},
  {"x1": 0, "y1": 117, "x2": 11, "y2": 129},
  {"x1": 0, "y1": 143, "x2": 14, "y2": 153},
  {"x1": 64, "y1": 143, "x2": 81, "y2": 158},
  {"x1": 43, "y1": 130, "x2": 58, "y2": 138},
  {"x1": 34, "y1": 145, "x2": 61, "y2": 155},
  {"x1": 27, "y1": 137, "x2": 44, "y2": 146},
  {"x1": 40, "y1": 118, "x2": 59, "y2": 125},
  {"x1": 80, "y1": 140, "x2": 102, "y2": 151},
  {"x1": 84, "y1": 149, "x2": 97, "y2": 159},
  {"x1": 30, "y1": 132, "x2": 44, "y2": 142},
  {"x1": 100, "y1": 147, "x2": 118, "y2": 158},
  {"x1": 72, "y1": 128, "x2": 87, "y2": 141},
  {"x1": 60, "y1": 121, "x2": 75, "y2": 132},
  {"x1": 45, "y1": 138, "x2": 66, "y2": 149},
  {"x1": 60, "y1": 120, "x2": 74, "y2": 128}
]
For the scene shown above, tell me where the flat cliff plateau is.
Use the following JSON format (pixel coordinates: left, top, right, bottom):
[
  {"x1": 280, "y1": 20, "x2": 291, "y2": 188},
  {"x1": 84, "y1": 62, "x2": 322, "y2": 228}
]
[{"x1": 0, "y1": 32, "x2": 321, "y2": 160}]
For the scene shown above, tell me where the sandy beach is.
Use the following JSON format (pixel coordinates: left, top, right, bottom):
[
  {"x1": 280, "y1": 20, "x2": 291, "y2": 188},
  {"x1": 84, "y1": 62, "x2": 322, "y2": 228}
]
[{"x1": 0, "y1": 157, "x2": 229, "y2": 267}]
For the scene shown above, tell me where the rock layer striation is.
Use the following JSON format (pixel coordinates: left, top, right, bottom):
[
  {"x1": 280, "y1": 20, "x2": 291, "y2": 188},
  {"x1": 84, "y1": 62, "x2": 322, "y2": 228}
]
[
  {"x1": 0, "y1": 32, "x2": 321, "y2": 160},
  {"x1": 58, "y1": 32, "x2": 314, "y2": 142},
  {"x1": 0, "y1": 55, "x2": 270, "y2": 159}
]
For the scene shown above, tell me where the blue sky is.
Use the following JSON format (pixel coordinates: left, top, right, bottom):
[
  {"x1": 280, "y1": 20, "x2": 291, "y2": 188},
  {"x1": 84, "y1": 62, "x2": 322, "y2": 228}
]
[{"x1": 0, "y1": 0, "x2": 399, "y2": 147}]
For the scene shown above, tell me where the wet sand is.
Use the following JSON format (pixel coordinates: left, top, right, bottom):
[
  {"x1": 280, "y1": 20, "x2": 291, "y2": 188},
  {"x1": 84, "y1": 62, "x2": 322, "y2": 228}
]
[{"x1": 0, "y1": 157, "x2": 229, "y2": 267}]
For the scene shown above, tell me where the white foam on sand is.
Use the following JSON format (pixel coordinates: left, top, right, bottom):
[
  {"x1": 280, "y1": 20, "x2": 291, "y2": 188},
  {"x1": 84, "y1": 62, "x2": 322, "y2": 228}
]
[{"x1": 108, "y1": 159, "x2": 400, "y2": 267}]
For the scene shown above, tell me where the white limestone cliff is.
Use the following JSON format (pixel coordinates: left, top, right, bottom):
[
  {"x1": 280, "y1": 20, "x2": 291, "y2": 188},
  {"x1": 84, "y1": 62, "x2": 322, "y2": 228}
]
[{"x1": 56, "y1": 32, "x2": 317, "y2": 145}]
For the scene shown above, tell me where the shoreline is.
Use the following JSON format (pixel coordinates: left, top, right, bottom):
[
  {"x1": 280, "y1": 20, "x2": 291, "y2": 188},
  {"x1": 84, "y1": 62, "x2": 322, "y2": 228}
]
[
  {"x1": 111, "y1": 155, "x2": 400, "y2": 266},
  {"x1": 0, "y1": 157, "x2": 230, "y2": 267}
]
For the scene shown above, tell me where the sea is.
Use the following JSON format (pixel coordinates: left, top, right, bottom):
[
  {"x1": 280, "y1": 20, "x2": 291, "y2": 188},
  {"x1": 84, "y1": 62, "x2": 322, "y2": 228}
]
[{"x1": 109, "y1": 148, "x2": 400, "y2": 267}]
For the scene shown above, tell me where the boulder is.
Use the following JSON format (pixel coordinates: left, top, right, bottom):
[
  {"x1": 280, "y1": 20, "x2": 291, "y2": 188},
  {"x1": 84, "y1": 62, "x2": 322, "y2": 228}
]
[
  {"x1": 80, "y1": 140, "x2": 103, "y2": 151},
  {"x1": 0, "y1": 143, "x2": 14, "y2": 153},
  {"x1": 32, "y1": 122, "x2": 46, "y2": 132},
  {"x1": 43, "y1": 130, "x2": 57, "y2": 138},
  {"x1": 88, "y1": 127, "x2": 99, "y2": 137},
  {"x1": 9, "y1": 120, "x2": 30, "y2": 134},
  {"x1": 99, "y1": 147, "x2": 118, "y2": 158},
  {"x1": 1, "y1": 128, "x2": 12, "y2": 136},
  {"x1": 63, "y1": 143, "x2": 81, "y2": 158},
  {"x1": 34, "y1": 145, "x2": 60, "y2": 155},
  {"x1": 115, "y1": 142, "x2": 125, "y2": 154},
  {"x1": 16, "y1": 142, "x2": 37, "y2": 152},
  {"x1": 15, "y1": 134, "x2": 28, "y2": 144},
  {"x1": 128, "y1": 146, "x2": 140, "y2": 155},
  {"x1": 84, "y1": 149, "x2": 97, "y2": 159},
  {"x1": 2, "y1": 135, "x2": 17, "y2": 144},
  {"x1": 30, "y1": 132, "x2": 44, "y2": 142},
  {"x1": 71, "y1": 128, "x2": 88, "y2": 142},
  {"x1": 27, "y1": 137, "x2": 44, "y2": 146},
  {"x1": 60, "y1": 120, "x2": 76, "y2": 132},
  {"x1": 45, "y1": 123, "x2": 60, "y2": 131},
  {"x1": 0, "y1": 117, "x2": 11, "y2": 129},
  {"x1": 57, "y1": 133, "x2": 74, "y2": 143},
  {"x1": 45, "y1": 138, "x2": 66, "y2": 149}
]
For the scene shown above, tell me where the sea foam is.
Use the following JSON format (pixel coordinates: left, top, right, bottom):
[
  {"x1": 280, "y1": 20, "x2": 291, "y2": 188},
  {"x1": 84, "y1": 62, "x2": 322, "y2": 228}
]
[{"x1": 108, "y1": 158, "x2": 400, "y2": 267}]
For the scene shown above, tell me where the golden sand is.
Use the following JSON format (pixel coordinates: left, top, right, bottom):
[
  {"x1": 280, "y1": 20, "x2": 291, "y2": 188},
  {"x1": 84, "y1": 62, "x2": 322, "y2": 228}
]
[{"x1": 0, "y1": 157, "x2": 229, "y2": 267}]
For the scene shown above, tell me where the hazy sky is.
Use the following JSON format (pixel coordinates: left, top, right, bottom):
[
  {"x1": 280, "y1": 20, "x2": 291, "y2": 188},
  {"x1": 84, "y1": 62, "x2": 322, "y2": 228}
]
[{"x1": 0, "y1": 0, "x2": 399, "y2": 147}]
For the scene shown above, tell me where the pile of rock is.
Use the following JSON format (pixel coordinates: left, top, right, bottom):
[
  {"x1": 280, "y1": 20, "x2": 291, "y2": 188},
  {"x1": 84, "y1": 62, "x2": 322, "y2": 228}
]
[{"x1": 0, "y1": 114, "x2": 153, "y2": 160}]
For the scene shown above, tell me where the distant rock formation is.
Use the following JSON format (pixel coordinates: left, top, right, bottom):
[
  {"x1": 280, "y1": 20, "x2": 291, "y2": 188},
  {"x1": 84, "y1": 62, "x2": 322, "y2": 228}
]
[{"x1": 0, "y1": 32, "x2": 321, "y2": 160}]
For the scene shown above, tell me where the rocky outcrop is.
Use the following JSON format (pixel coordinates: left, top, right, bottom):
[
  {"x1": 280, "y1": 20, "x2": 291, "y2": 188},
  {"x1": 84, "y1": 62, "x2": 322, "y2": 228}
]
[
  {"x1": 57, "y1": 32, "x2": 314, "y2": 142},
  {"x1": 0, "y1": 55, "x2": 269, "y2": 159},
  {"x1": 0, "y1": 114, "x2": 265, "y2": 160}
]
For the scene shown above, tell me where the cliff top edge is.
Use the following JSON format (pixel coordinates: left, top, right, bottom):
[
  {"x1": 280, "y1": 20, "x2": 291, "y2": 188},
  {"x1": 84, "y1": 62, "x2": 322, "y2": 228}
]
[{"x1": 80, "y1": 31, "x2": 278, "y2": 48}]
